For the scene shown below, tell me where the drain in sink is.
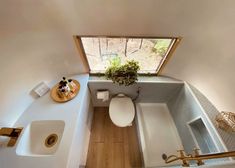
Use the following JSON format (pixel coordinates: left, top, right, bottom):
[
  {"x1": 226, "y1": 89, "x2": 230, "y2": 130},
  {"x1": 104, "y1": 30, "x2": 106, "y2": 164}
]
[{"x1": 45, "y1": 134, "x2": 58, "y2": 148}]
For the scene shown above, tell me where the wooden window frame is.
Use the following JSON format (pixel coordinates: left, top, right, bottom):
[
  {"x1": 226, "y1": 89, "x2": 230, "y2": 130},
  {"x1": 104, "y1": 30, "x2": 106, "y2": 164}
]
[{"x1": 73, "y1": 35, "x2": 181, "y2": 76}]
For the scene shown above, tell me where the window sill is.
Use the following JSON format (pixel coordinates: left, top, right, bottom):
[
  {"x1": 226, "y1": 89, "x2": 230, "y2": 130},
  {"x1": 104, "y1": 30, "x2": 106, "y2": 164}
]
[{"x1": 88, "y1": 75, "x2": 183, "y2": 84}]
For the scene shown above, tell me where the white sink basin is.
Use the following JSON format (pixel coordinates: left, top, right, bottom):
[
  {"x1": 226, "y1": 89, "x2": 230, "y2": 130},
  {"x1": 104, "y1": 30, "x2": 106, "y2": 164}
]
[{"x1": 16, "y1": 120, "x2": 65, "y2": 156}]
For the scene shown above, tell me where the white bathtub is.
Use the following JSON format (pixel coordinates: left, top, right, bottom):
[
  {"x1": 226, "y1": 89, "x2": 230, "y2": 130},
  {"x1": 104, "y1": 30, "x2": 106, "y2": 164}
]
[{"x1": 136, "y1": 103, "x2": 183, "y2": 168}]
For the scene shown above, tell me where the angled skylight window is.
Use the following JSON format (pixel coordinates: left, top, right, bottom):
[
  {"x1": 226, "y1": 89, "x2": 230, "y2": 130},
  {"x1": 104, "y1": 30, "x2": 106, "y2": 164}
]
[{"x1": 76, "y1": 36, "x2": 180, "y2": 74}]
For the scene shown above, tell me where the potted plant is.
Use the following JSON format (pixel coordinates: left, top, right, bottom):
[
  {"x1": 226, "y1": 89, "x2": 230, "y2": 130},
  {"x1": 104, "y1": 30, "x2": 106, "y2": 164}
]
[{"x1": 105, "y1": 57, "x2": 140, "y2": 86}]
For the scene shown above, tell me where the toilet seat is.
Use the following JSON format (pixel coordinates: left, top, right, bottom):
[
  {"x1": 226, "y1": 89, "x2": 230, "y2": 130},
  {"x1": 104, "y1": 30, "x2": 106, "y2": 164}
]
[{"x1": 109, "y1": 95, "x2": 135, "y2": 127}]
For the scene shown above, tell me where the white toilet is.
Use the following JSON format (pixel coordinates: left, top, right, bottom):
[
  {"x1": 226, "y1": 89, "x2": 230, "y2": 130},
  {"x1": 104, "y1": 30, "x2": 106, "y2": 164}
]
[{"x1": 109, "y1": 94, "x2": 135, "y2": 127}]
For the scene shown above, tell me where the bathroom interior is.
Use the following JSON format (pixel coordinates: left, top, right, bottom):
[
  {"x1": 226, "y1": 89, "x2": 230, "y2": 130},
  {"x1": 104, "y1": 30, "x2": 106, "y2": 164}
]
[{"x1": 1, "y1": 1, "x2": 235, "y2": 168}]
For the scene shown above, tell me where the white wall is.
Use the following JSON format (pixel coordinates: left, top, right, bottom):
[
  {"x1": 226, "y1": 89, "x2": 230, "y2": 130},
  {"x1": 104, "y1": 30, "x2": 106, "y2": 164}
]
[
  {"x1": 1, "y1": 0, "x2": 235, "y2": 126},
  {"x1": 0, "y1": 1, "x2": 85, "y2": 126},
  {"x1": 163, "y1": 1, "x2": 235, "y2": 112}
]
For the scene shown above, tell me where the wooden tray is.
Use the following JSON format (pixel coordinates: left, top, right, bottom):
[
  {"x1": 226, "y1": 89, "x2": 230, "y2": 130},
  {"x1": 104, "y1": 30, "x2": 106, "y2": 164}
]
[{"x1": 50, "y1": 79, "x2": 80, "y2": 103}]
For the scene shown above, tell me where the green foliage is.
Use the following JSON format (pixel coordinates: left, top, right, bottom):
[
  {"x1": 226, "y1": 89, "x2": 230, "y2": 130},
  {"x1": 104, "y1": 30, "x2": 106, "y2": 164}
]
[
  {"x1": 108, "y1": 56, "x2": 121, "y2": 67},
  {"x1": 105, "y1": 58, "x2": 140, "y2": 86},
  {"x1": 152, "y1": 39, "x2": 171, "y2": 56}
]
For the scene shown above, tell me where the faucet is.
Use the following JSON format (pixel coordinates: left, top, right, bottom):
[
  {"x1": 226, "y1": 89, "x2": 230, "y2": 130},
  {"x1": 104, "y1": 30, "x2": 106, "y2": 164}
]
[
  {"x1": 0, "y1": 127, "x2": 23, "y2": 147},
  {"x1": 162, "y1": 150, "x2": 191, "y2": 167},
  {"x1": 163, "y1": 148, "x2": 235, "y2": 167}
]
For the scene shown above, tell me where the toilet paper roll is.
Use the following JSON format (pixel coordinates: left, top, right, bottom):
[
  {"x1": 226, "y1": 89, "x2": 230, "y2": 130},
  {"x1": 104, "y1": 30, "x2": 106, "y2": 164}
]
[{"x1": 97, "y1": 90, "x2": 109, "y2": 102}]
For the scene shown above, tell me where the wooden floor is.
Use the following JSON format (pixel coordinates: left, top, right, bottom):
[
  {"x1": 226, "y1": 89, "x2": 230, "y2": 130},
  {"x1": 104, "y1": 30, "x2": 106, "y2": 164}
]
[{"x1": 86, "y1": 107, "x2": 143, "y2": 168}]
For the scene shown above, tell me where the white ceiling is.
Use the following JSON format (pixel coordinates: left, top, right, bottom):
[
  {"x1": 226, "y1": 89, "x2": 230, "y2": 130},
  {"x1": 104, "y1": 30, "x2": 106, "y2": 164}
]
[{"x1": 1, "y1": 0, "x2": 235, "y2": 125}]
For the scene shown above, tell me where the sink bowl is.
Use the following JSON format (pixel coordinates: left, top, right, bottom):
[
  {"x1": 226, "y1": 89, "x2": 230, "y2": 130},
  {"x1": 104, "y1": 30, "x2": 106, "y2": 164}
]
[{"x1": 16, "y1": 120, "x2": 65, "y2": 156}]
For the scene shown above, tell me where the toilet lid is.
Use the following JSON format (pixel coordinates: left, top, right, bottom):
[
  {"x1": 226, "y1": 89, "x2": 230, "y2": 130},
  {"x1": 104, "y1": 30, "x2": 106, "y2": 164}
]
[{"x1": 109, "y1": 97, "x2": 135, "y2": 127}]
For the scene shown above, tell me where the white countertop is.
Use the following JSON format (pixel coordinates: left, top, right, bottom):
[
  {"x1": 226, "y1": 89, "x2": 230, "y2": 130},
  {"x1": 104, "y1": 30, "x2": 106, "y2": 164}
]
[{"x1": 0, "y1": 74, "x2": 89, "y2": 168}]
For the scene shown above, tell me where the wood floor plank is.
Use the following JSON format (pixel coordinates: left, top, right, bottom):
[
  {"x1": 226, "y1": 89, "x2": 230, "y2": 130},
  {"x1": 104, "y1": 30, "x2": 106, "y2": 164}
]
[
  {"x1": 91, "y1": 107, "x2": 106, "y2": 142},
  {"x1": 113, "y1": 143, "x2": 125, "y2": 168},
  {"x1": 86, "y1": 142, "x2": 105, "y2": 168},
  {"x1": 124, "y1": 122, "x2": 143, "y2": 167},
  {"x1": 112, "y1": 124, "x2": 124, "y2": 143},
  {"x1": 104, "y1": 110, "x2": 114, "y2": 168},
  {"x1": 123, "y1": 129, "x2": 132, "y2": 168},
  {"x1": 86, "y1": 107, "x2": 143, "y2": 168}
]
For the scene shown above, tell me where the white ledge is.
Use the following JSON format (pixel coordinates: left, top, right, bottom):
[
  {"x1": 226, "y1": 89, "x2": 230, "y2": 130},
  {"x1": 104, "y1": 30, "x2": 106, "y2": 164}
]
[{"x1": 89, "y1": 75, "x2": 184, "y2": 84}]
